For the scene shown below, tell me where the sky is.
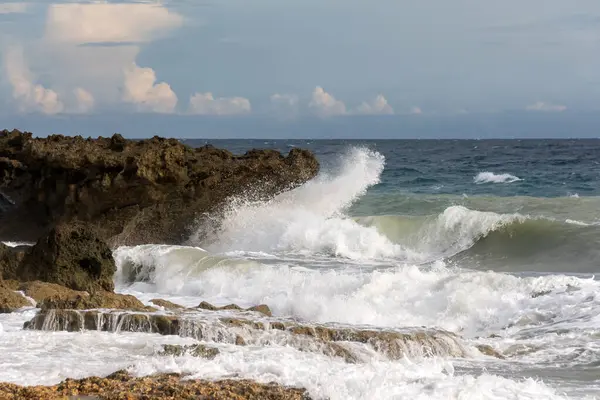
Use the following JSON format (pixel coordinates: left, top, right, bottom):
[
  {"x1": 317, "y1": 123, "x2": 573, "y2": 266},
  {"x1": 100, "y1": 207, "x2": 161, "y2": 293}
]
[{"x1": 1, "y1": 0, "x2": 600, "y2": 138}]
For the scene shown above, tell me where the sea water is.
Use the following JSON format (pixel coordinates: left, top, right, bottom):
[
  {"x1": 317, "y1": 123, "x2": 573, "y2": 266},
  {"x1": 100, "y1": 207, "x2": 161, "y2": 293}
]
[{"x1": 2, "y1": 139, "x2": 600, "y2": 399}]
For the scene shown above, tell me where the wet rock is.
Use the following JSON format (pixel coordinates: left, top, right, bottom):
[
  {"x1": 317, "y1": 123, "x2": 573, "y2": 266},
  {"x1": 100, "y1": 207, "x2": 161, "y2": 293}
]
[
  {"x1": 0, "y1": 285, "x2": 31, "y2": 312},
  {"x1": 0, "y1": 370, "x2": 311, "y2": 400},
  {"x1": 18, "y1": 223, "x2": 116, "y2": 293},
  {"x1": 532, "y1": 290, "x2": 552, "y2": 298},
  {"x1": 198, "y1": 301, "x2": 272, "y2": 316},
  {"x1": 150, "y1": 298, "x2": 184, "y2": 310},
  {"x1": 41, "y1": 291, "x2": 151, "y2": 312},
  {"x1": 247, "y1": 304, "x2": 272, "y2": 317},
  {"x1": 25, "y1": 310, "x2": 468, "y2": 361},
  {"x1": 0, "y1": 130, "x2": 320, "y2": 245},
  {"x1": 476, "y1": 344, "x2": 505, "y2": 359},
  {"x1": 160, "y1": 344, "x2": 220, "y2": 359}
]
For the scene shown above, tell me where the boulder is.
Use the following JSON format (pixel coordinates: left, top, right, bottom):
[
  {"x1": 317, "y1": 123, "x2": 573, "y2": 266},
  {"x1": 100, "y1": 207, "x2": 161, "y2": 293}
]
[
  {"x1": 0, "y1": 130, "x2": 320, "y2": 245},
  {"x1": 18, "y1": 223, "x2": 116, "y2": 293}
]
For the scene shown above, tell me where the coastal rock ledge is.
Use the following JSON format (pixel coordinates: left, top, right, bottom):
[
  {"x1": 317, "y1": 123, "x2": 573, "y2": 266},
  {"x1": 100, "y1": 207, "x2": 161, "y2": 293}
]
[{"x1": 0, "y1": 129, "x2": 319, "y2": 245}]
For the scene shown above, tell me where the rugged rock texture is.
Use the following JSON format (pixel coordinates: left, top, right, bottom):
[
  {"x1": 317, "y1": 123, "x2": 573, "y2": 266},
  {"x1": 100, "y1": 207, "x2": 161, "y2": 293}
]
[
  {"x1": 24, "y1": 309, "x2": 475, "y2": 361},
  {"x1": 41, "y1": 291, "x2": 152, "y2": 312},
  {"x1": 0, "y1": 130, "x2": 319, "y2": 245},
  {"x1": 0, "y1": 243, "x2": 26, "y2": 281},
  {"x1": 18, "y1": 223, "x2": 116, "y2": 293},
  {"x1": 0, "y1": 370, "x2": 311, "y2": 400},
  {"x1": 18, "y1": 281, "x2": 88, "y2": 304},
  {"x1": 0, "y1": 284, "x2": 31, "y2": 312}
]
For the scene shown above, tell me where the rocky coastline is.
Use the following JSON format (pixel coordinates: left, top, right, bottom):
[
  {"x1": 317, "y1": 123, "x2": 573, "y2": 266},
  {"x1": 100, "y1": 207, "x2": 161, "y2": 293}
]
[
  {"x1": 0, "y1": 130, "x2": 503, "y2": 399},
  {"x1": 0, "y1": 130, "x2": 321, "y2": 399}
]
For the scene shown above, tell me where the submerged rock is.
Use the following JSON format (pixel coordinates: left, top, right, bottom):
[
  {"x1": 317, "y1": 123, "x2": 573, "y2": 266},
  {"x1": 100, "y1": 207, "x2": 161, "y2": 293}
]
[
  {"x1": 160, "y1": 344, "x2": 220, "y2": 359},
  {"x1": 198, "y1": 301, "x2": 272, "y2": 316},
  {"x1": 24, "y1": 309, "x2": 469, "y2": 361},
  {"x1": 18, "y1": 223, "x2": 116, "y2": 293},
  {"x1": 0, "y1": 130, "x2": 320, "y2": 245},
  {"x1": 0, "y1": 370, "x2": 311, "y2": 400}
]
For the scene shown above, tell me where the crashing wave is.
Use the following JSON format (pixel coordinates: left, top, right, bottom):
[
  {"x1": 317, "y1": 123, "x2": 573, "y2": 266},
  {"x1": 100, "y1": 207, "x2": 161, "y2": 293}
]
[{"x1": 474, "y1": 172, "x2": 521, "y2": 184}]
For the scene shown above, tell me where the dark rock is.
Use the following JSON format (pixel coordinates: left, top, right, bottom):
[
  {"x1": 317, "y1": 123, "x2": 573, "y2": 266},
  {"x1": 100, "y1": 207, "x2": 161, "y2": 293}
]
[
  {"x1": 18, "y1": 223, "x2": 116, "y2": 293},
  {"x1": 0, "y1": 130, "x2": 320, "y2": 245},
  {"x1": 0, "y1": 243, "x2": 26, "y2": 281}
]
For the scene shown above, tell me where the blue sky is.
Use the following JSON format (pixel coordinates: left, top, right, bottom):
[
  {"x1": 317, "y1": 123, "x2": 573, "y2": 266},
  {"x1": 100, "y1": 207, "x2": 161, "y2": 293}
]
[{"x1": 1, "y1": 0, "x2": 600, "y2": 137}]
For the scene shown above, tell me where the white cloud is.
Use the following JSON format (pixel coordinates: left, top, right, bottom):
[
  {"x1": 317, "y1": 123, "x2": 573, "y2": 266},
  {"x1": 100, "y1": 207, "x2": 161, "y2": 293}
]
[
  {"x1": 73, "y1": 87, "x2": 95, "y2": 113},
  {"x1": 45, "y1": 3, "x2": 183, "y2": 44},
  {"x1": 525, "y1": 101, "x2": 567, "y2": 112},
  {"x1": 309, "y1": 86, "x2": 347, "y2": 117},
  {"x1": 3, "y1": 46, "x2": 64, "y2": 115},
  {"x1": 0, "y1": 3, "x2": 27, "y2": 14},
  {"x1": 410, "y1": 106, "x2": 423, "y2": 115},
  {"x1": 355, "y1": 94, "x2": 394, "y2": 115},
  {"x1": 122, "y1": 63, "x2": 178, "y2": 113},
  {"x1": 189, "y1": 92, "x2": 251, "y2": 115}
]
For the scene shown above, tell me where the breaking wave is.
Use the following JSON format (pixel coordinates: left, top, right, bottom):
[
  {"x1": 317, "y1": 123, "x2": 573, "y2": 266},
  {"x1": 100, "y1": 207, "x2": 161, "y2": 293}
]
[{"x1": 474, "y1": 172, "x2": 521, "y2": 184}]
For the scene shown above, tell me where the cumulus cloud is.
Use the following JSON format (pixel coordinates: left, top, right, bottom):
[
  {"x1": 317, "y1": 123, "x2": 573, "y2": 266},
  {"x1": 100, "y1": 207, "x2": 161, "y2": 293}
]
[
  {"x1": 309, "y1": 86, "x2": 347, "y2": 117},
  {"x1": 410, "y1": 106, "x2": 423, "y2": 115},
  {"x1": 45, "y1": 3, "x2": 183, "y2": 44},
  {"x1": 122, "y1": 63, "x2": 178, "y2": 113},
  {"x1": 0, "y1": 3, "x2": 27, "y2": 14},
  {"x1": 3, "y1": 46, "x2": 64, "y2": 115},
  {"x1": 355, "y1": 94, "x2": 394, "y2": 115},
  {"x1": 73, "y1": 87, "x2": 95, "y2": 113},
  {"x1": 525, "y1": 101, "x2": 567, "y2": 112},
  {"x1": 189, "y1": 92, "x2": 251, "y2": 115}
]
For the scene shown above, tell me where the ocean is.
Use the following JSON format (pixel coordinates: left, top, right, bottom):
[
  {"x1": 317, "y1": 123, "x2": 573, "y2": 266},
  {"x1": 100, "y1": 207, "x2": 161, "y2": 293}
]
[{"x1": 2, "y1": 139, "x2": 600, "y2": 399}]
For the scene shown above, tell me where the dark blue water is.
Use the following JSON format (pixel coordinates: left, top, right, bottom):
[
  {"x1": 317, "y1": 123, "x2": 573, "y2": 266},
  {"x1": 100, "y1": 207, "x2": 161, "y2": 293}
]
[{"x1": 186, "y1": 139, "x2": 600, "y2": 198}]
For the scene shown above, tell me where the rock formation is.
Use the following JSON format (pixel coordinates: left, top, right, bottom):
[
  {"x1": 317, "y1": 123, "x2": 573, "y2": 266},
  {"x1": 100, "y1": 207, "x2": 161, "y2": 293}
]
[
  {"x1": 0, "y1": 370, "x2": 311, "y2": 400},
  {"x1": 0, "y1": 129, "x2": 320, "y2": 245}
]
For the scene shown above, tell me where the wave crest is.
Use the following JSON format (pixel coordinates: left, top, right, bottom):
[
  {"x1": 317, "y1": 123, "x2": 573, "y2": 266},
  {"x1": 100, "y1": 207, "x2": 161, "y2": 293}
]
[{"x1": 474, "y1": 172, "x2": 521, "y2": 184}]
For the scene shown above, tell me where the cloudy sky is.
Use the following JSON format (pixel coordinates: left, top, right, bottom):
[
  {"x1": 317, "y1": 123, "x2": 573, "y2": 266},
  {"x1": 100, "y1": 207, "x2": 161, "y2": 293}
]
[{"x1": 1, "y1": 0, "x2": 600, "y2": 137}]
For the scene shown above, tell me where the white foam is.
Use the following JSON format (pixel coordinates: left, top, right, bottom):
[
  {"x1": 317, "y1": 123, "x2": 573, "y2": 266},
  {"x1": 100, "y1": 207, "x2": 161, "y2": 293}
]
[
  {"x1": 474, "y1": 172, "x2": 522, "y2": 184},
  {"x1": 1, "y1": 241, "x2": 34, "y2": 247},
  {"x1": 192, "y1": 147, "x2": 420, "y2": 261},
  {"x1": 114, "y1": 245, "x2": 600, "y2": 339},
  {"x1": 129, "y1": 349, "x2": 567, "y2": 400}
]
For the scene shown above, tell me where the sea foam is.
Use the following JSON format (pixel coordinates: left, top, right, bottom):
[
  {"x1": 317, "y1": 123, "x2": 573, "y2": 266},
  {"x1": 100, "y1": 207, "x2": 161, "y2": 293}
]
[{"x1": 474, "y1": 172, "x2": 522, "y2": 184}]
